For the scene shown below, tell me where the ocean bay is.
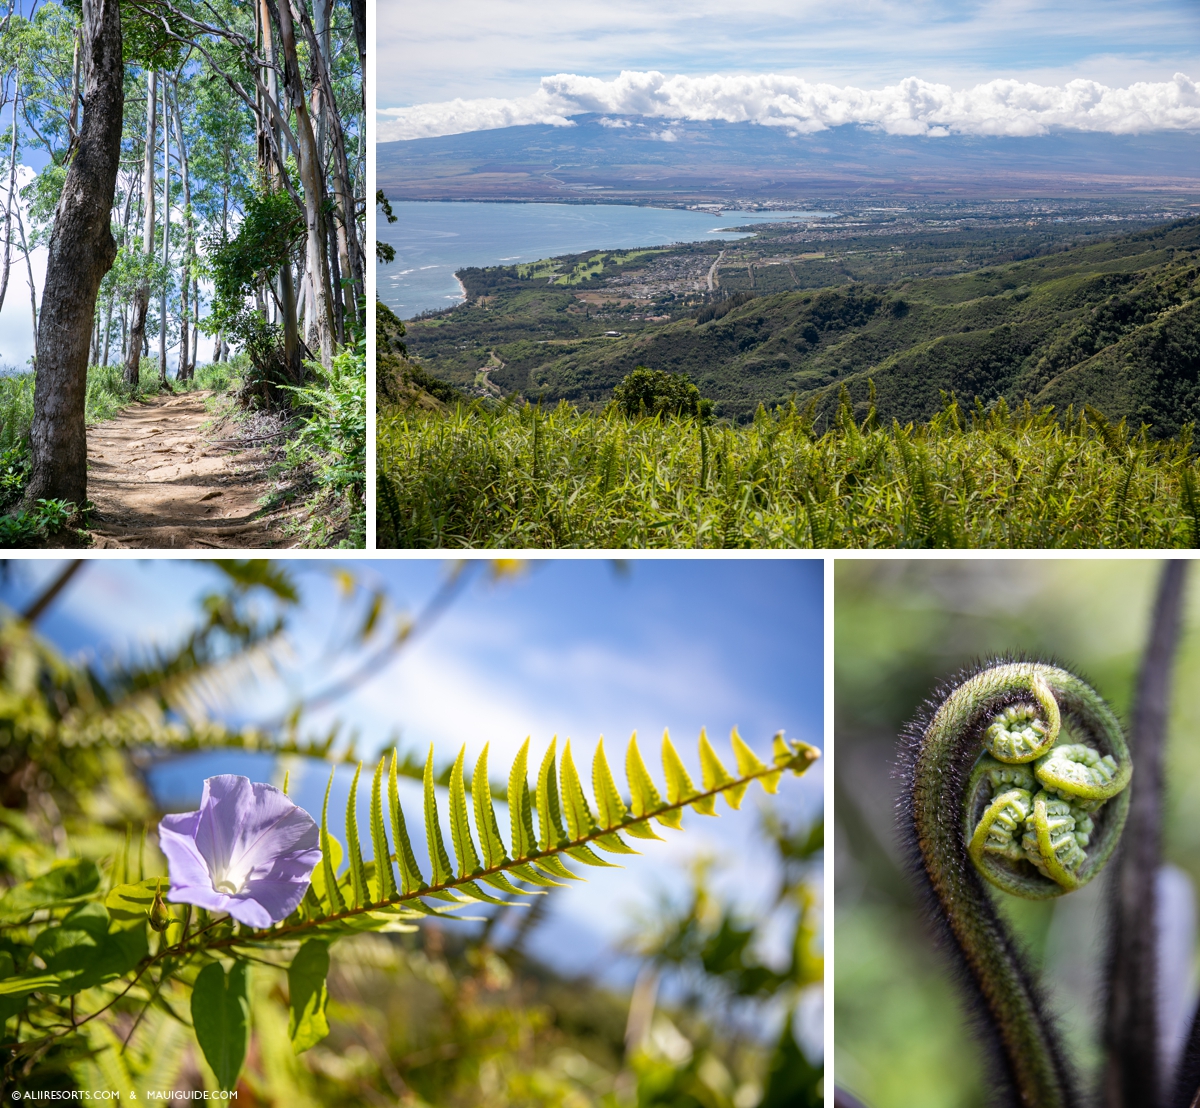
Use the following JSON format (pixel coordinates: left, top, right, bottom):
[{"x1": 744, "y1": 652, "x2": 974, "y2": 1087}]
[{"x1": 376, "y1": 201, "x2": 836, "y2": 319}]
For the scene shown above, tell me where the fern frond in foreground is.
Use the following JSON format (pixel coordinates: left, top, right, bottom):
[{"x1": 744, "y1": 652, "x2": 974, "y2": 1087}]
[
  {"x1": 377, "y1": 394, "x2": 1200, "y2": 548},
  {"x1": 0, "y1": 729, "x2": 817, "y2": 1090}
]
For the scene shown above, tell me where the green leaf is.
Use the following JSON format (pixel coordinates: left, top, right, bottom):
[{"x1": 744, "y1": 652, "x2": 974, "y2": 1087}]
[
  {"x1": 455, "y1": 880, "x2": 511, "y2": 905},
  {"x1": 105, "y1": 879, "x2": 159, "y2": 931},
  {"x1": 559, "y1": 740, "x2": 598, "y2": 840},
  {"x1": 473, "y1": 744, "x2": 509, "y2": 868},
  {"x1": 370, "y1": 757, "x2": 398, "y2": 903},
  {"x1": 591, "y1": 738, "x2": 627, "y2": 826},
  {"x1": 33, "y1": 902, "x2": 147, "y2": 995},
  {"x1": 0, "y1": 952, "x2": 28, "y2": 1024},
  {"x1": 469, "y1": 744, "x2": 532, "y2": 896},
  {"x1": 506, "y1": 862, "x2": 566, "y2": 888},
  {"x1": 388, "y1": 750, "x2": 426, "y2": 895},
  {"x1": 659, "y1": 731, "x2": 697, "y2": 827},
  {"x1": 423, "y1": 745, "x2": 456, "y2": 892},
  {"x1": 448, "y1": 746, "x2": 483, "y2": 877},
  {"x1": 287, "y1": 940, "x2": 330, "y2": 1053},
  {"x1": 0, "y1": 970, "x2": 64, "y2": 997},
  {"x1": 590, "y1": 738, "x2": 638, "y2": 854},
  {"x1": 345, "y1": 762, "x2": 369, "y2": 908},
  {"x1": 508, "y1": 738, "x2": 538, "y2": 860},
  {"x1": 192, "y1": 960, "x2": 250, "y2": 1092},
  {"x1": 530, "y1": 853, "x2": 580, "y2": 882},
  {"x1": 758, "y1": 734, "x2": 787, "y2": 794},
  {"x1": 773, "y1": 732, "x2": 820, "y2": 778},
  {"x1": 623, "y1": 733, "x2": 665, "y2": 841},
  {"x1": 0, "y1": 859, "x2": 100, "y2": 920},
  {"x1": 310, "y1": 832, "x2": 343, "y2": 909},
  {"x1": 558, "y1": 744, "x2": 620, "y2": 867},
  {"x1": 318, "y1": 769, "x2": 346, "y2": 915},
  {"x1": 697, "y1": 727, "x2": 735, "y2": 813},
  {"x1": 718, "y1": 729, "x2": 755, "y2": 808},
  {"x1": 564, "y1": 843, "x2": 620, "y2": 868},
  {"x1": 535, "y1": 738, "x2": 567, "y2": 851}
]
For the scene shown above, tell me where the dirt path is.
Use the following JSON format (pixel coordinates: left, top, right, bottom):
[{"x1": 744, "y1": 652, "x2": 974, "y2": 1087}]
[{"x1": 86, "y1": 392, "x2": 298, "y2": 549}]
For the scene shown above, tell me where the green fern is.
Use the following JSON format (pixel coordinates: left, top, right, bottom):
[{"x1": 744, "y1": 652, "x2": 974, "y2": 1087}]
[{"x1": 173, "y1": 728, "x2": 817, "y2": 951}]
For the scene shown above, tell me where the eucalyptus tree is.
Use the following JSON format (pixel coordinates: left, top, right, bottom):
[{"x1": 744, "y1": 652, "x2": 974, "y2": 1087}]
[
  {"x1": 25, "y1": 0, "x2": 124, "y2": 506},
  {"x1": 123, "y1": 66, "x2": 156, "y2": 388},
  {"x1": 7, "y1": 0, "x2": 363, "y2": 505}
]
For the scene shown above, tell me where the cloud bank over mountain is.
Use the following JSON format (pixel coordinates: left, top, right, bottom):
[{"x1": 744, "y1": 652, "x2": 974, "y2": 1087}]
[{"x1": 379, "y1": 70, "x2": 1200, "y2": 143}]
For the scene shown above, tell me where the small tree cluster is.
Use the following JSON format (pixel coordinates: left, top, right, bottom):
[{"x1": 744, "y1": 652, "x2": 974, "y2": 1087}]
[{"x1": 612, "y1": 366, "x2": 714, "y2": 421}]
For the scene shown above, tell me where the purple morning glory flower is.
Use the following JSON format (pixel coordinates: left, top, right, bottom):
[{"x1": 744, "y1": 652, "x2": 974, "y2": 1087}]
[{"x1": 158, "y1": 775, "x2": 322, "y2": 929}]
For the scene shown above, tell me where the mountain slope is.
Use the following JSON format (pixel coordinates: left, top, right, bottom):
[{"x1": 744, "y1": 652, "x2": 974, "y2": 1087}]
[
  {"x1": 505, "y1": 218, "x2": 1200, "y2": 432},
  {"x1": 379, "y1": 116, "x2": 1200, "y2": 201}
]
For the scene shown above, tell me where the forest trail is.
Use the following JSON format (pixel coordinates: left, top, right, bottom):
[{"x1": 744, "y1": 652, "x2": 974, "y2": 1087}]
[{"x1": 86, "y1": 392, "x2": 295, "y2": 549}]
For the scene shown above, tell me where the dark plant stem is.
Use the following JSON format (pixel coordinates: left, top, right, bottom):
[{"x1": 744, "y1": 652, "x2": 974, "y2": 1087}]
[
  {"x1": 1106, "y1": 560, "x2": 1188, "y2": 1107},
  {"x1": 21, "y1": 561, "x2": 84, "y2": 624}
]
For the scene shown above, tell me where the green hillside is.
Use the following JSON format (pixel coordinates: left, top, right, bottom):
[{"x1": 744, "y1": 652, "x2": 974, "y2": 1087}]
[
  {"x1": 526, "y1": 219, "x2": 1200, "y2": 431},
  {"x1": 404, "y1": 217, "x2": 1200, "y2": 434}
]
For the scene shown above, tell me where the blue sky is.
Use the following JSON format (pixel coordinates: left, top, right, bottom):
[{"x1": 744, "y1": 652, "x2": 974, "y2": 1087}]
[
  {"x1": 0, "y1": 558, "x2": 824, "y2": 1011},
  {"x1": 379, "y1": 0, "x2": 1200, "y2": 110}
]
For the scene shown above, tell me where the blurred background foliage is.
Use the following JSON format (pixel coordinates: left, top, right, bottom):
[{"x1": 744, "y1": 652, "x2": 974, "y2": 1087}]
[
  {"x1": 835, "y1": 559, "x2": 1200, "y2": 1108},
  {"x1": 0, "y1": 558, "x2": 822, "y2": 1105}
]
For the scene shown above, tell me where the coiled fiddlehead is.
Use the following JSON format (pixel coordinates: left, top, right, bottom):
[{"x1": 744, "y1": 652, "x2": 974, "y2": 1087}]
[{"x1": 903, "y1": 661, "x2": 1132, "y2": 1108}]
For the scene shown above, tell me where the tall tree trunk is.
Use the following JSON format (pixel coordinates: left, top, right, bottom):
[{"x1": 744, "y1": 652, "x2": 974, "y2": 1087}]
[
  {"x1": 69, "y1": 29, "x2": 81, "y2": 141},
  {"x1": 101, "y1": 290, "x2": 113, "y2": 366},
  {"x1": 16, "y1": 202, "x2": 37, "y2": 357},
  {"x1": 26, "y1": 0, "x2": 122, "y2": 507},
  {"x1": 267, "y1": 0, "x2": 334, "y2": 367},
  {"x1": 0, "y1": 82, "x2": 19, "y2": 314},
  {"x1": 104, "y1": 167, "x2": 134, "y2": 370},
  {"x1": 189, "y1": 280, "x2": 198, "y2": 373},
  {"x1": 297, "y1": 2, "x2": 363, "y2": 318},
  {"x1": 348, "y1": 0, "x2": 364, "y2": 114},
  {"x1": 172, "y1": 81, "x2": 192, "y2": 380},
  {"x1": 157, "y1": 73, "x2": 169, "y2": 386},
  {"x1": 125, "y1": 70, "x2": 156, "y2": 390},
  {"x1": 258, "y1": 0, "x2": 300, "y2": 382}
]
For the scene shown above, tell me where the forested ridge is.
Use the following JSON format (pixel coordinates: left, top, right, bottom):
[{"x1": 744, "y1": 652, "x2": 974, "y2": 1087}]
[
  {"x1": 404, "y1": 217, "x2": 1200, "y2": 434},
  {"x1": 0, "y1": 0, "x2": 364, "y2": 542}
]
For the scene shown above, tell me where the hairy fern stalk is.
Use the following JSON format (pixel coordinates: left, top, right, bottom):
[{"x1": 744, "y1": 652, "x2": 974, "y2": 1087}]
[
  {"x1": 156, "y1": 729, "x2": 817, "y2": 952},
  {"x1": 901, "y1": 661, "x2": 1131, "y2": 1108}
]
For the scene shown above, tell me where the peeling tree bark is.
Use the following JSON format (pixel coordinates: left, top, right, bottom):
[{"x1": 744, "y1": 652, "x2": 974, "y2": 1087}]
[
  {"x1": 26, "y1": 0, "x2": 123, "y2": 506},
  {"x1": 0, "y1": 83, "x2": 19, "y2": 315},
  {"x1": 157, "y1": 72, "x2": 170, "y2": 387},
  {"x1": 172, "y1": 84, "x2": 193, "y2": 381},
  {"x1": 267, "y1": 0, "x2": 334, "y2": 367},
  {"x1": 125, "y1": 70, "x2": 156, "y2": 390}
]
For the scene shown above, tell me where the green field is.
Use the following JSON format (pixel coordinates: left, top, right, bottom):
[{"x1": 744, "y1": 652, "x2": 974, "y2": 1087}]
[{"x1": 376, "y1": 393, "x2": 1200, "y2": 549}]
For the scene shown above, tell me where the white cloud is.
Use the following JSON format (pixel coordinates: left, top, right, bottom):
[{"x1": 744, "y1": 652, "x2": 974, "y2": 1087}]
[{"x1": 378, "y1": 69, "x2": 1200, "y2": 142}]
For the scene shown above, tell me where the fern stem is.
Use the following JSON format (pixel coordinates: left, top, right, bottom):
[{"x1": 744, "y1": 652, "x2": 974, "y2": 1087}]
[{"x1": 903, "y1": 662, "x2": 1131, "y2": 1108}]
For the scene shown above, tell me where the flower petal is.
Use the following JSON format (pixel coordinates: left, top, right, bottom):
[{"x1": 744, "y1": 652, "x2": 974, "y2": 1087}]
[{"x1": 159, "y1": 775, "x2": 321, "y2": 927}]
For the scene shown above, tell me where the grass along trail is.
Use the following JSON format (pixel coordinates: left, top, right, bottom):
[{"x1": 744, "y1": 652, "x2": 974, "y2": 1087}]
[{"x1": 86, "y1": 391, "x2": 301, "y2": 548}]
